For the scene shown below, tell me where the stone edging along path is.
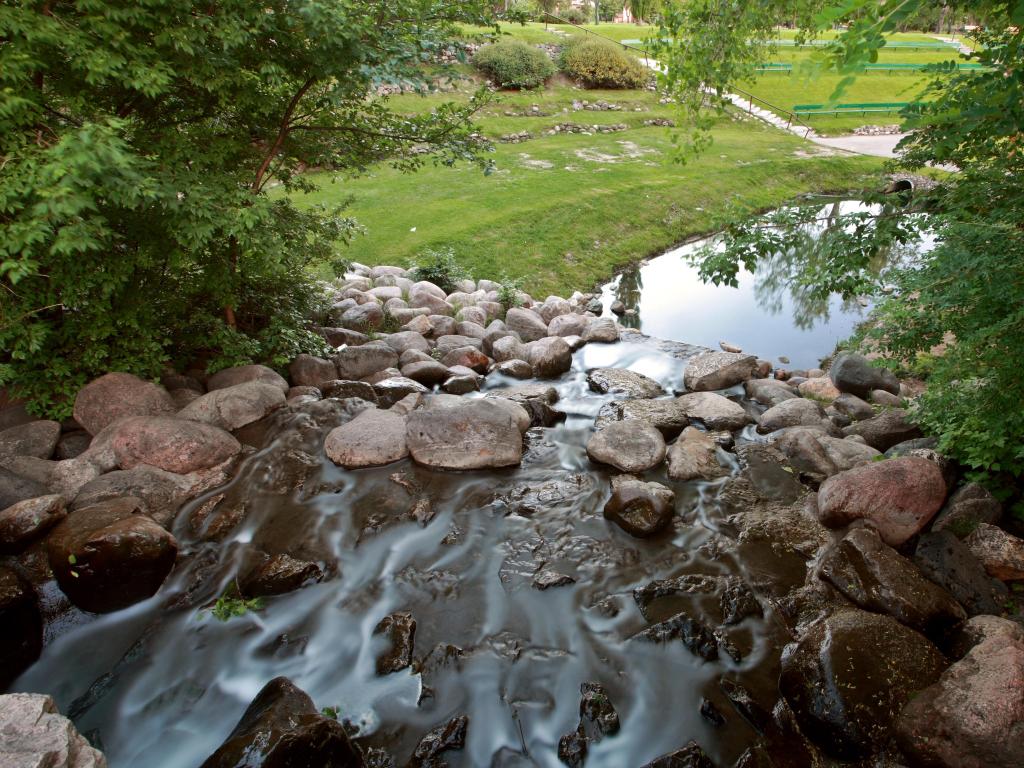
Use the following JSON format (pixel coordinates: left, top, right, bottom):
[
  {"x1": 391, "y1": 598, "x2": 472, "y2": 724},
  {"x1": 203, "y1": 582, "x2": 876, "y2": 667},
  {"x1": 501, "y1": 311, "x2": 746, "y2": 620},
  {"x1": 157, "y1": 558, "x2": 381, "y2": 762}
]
[{"x1": 2, "y1": 259, "x2": 1023, "y2": 767}]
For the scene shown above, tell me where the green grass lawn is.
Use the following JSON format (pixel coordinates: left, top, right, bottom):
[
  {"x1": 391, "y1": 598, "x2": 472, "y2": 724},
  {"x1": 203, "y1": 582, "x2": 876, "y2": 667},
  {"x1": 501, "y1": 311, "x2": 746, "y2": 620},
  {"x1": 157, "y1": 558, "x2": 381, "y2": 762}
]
[{"x1": 283, "y1": 85, "x2": 886, "y2": 298}]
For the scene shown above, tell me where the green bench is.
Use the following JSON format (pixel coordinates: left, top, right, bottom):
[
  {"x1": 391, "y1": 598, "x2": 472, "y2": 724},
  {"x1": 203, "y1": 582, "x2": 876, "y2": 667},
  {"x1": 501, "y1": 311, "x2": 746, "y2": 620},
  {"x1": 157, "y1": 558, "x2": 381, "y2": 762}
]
[{"x1": 792, "y1": 101, "x2": 924, "y2": 116}]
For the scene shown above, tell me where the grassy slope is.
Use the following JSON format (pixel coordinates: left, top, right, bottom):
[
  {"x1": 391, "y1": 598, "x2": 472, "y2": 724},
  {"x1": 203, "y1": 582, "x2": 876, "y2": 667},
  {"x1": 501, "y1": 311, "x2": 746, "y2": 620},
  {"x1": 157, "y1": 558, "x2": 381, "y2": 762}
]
[{"x1": 288, "y1": 85, "x2": 884, "y2": 298}]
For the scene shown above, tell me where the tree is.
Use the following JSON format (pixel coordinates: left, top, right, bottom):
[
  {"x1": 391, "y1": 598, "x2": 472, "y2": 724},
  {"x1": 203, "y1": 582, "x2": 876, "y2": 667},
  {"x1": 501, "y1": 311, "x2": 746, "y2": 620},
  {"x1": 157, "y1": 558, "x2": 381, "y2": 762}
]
[
  {"x1": 654, "y1": 1, "x2": 1024, "y2": 490},
  {"x1": 0, "y1": 1, "x2": 496, "y2": 417},
  {"x1": 626, "y1": 0, "x2": 661, "y2": 24}
]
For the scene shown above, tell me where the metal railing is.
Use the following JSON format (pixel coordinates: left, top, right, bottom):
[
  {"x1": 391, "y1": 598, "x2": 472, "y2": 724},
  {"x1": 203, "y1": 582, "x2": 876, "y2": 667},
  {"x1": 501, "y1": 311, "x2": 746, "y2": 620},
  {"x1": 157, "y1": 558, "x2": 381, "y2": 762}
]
[{"x1": 534, "y1": 13, "x2": 817, "y2": 139}]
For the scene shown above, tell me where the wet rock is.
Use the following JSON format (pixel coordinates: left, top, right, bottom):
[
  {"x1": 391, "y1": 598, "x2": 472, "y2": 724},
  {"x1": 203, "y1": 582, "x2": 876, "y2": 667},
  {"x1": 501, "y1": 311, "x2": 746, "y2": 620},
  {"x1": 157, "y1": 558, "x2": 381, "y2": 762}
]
[
  {"x1": 721, "y1": 578, "x2": 762, "y2": 625},
  {"x1": 914, "y1": 531, "x2": 1009, "y2": 617},
  {"x1": 829, "y1": 353, "x2": 900, "y2": 398},
  {"x1": 335, "y1": 342, "x2": 399, "y2": 381},
  {"x1": 0, "y1": 420, "x2": 61, "y2": 460},
  {"x1": 603, "y1": 475, "x2": 675, "y2": 537},
  {"x1": 208, "y1": 364, "x2": 289, "y2": 393},
  {"x1": 494, "y1": 359, "x2": 533, "y2": 379},
  {"x1": 501, "y1": 473, "x2": 596, "y2": 518},
  {"x1": 557, "y1": 728, "x2": 587, "y2": 768},
  {"x1": 407, "y1": 397, "x2": 523, "y2": 469},
  {"x1": 0, "y1": 494, "x2": 66, "y2": 553},
  {"x1": 0, "y1": 692, "x2": 106, "y2": 767},
  {"x1": 401, "y1": 360, "x2": 450, "y2": 387},
  {"x1": 769, "y1": 428, "x2": 881, "y2": 481},
  {"x1": 47, "y1": 497, "x2": 178, "y2": 613},
  {"x1": 734, "y1": 443, "x2": 804, "y2": 504},
  {"x1": 199, "y1": 677, "x2": 362, "y2": 768},
  {"x1": 896, "y1": 615, "x2": 1024, "y2": 768},
  {"x1": 820, "y1": 527, "x2": 966, "y2": 637},
  {"x1": 105, "y1": 416, "x2": 241, "y2": 474},
  {"x1": 719, "y1": 678, "x2": 772, "y2": 735},
  {"x1": 524, "y1": 337, "x2": 572, "y2": 378},
  {"x1": 666, "y1": 427, "x2": 726, "y2": 482},
  {"x1": 797, "y1": 377, "x2": 841, "y2": 403},
  {"x1": 632, "y1": 574, "x2": 719, "y2": 620},
  {"x1": 325, "y1": 409, "x2": 408, "y2": 469},
  {"x1": 635, "y1": 609, "x2": 718, "y2": 661},
  {"x1": 683, "y1": 351, "x2": 758, "y2": 392},
  {"x1": 587, "y1": 421, "x2": 666, "y2": 473},
  {"x1": 442, "y1": 374, "x2": 480, "y2": 395},
  {"x1": 965, "y1": 523, "x2": 1024, "y2": 581},
  {"x1": 321, "y1": 379, "x2": 378, "y2": 402},
  {"x1": 289, "y1": 354, "x2": 337, "y2": 388},
  {"x1": 239, "y1": 552, "x2": 324, "y2": 598},
  {"x1": 639, "y1": 742, "x2": 714, "y2": 768},
  {"x1": 582, "y1": 317, "x2": 619, "y2": 343},
  {"x1": 0, "y1": 568, "x2": 42, "y2": 689},
  {"x1": 595, "y1": 399, "x2": 689, "y2": 438},
  {"x1": 842, "y1": 408, "x2": 922, "y2": 451},
  {"x1": 505, "y1": 307, "x2": 548, "y2": 342},
  {"x1": 700, "y1": 698, "x2": 726, "y2": 727},
  {"x1": 178, "y1": 381, "x2": 285, "y2": 431},
  {"x1": 757, "y1": 398, "x2": 826, "y2": 433},
  {"x1": 816, "y1": 457, "x2": 947, "y2": 546},
  {"x1": 933, "y1": 482, "x2": 1002, "y2": 538},
  {"x1": 372, "y1": 610, "x2": 416, "y2": 675},
  {"x1": 832, "y1": 393, "x2": 874, "y2": 421},
  {"x1": 578, "y1": 681, "x2": 620, "y2": 737},
  {"x1": 372, "y1": 377, "x2": 429, "y2": 409},
  {"x1": 533, "y1": 570, "x2": 575, "y2": 590},
  {"x1": 744, "y1": 379, "x2": 797, "y2": 407},
  {"x1": 587, "y1": 368, "x2": 664, "y2": 399},
  {"x1": 676, "y1": 392, "x2": 752, "y2": 431},
  {"x1": 73, "y1": 372, "x2": 177, "y2": 435},
  {"x1": 409, "y1": 714, "x2": 467, "y2": 767},
  {"x1": 779, "y1": 609, "x2": 947, "y2": 759}
]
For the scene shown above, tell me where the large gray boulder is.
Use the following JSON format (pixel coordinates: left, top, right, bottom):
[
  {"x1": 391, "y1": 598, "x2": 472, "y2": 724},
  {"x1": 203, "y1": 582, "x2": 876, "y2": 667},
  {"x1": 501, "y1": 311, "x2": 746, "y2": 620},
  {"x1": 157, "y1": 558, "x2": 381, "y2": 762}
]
[
  {"x1": 675, "y1": 392, "x2": 752, "y2": 431},
  {"x1": 770, "y1": 428, "x2": 881, "y2": 479},
  {"x1": 73, "y1": 372, "x2": 177, "y2": 435},
  {"x1": 334, "y1": 342, "x2": 399, "y2": 381},
  {"x1": 587, "y1": 368, "x2": 664, "y2": 399},
  {"x1": 587, "y1": 421, "x2": 666, "y2": 473},
  {"x1": 288, "y1": 354, "x2": 337, "y2": 388},
  {"x1": 207, "y1": 364, "x2": 289, "y2": 393},
  {"x1": 0, "y1": 494, "x2": 66, "y2": 553},
  {"x1": 103, "y1": 416, "x2": 241, "y2": 474},
  {"x1": 666, "y1": 427, "x2": 726, "y2": 482},
  {"x1": 0, "y1": 693, "x2": 106, "y2": 767},
  {"x1": 744, "y1": 378, "x2": 797, "y2": 407},
  {"x1": 595, "y1": 399, "x2": 690, "y2": 438},
  {"x1": 914, "y1": 531, "x2": 1009, "y2": 617},
  {"x1": 604, "y1": 475, "x2": 675, "y2": 537},
  {"x1": 842, "y1": 409, "x2": 922, "y2": 451},
  {"x1": 829, "y1": 353, "x2": 900, "y2": 398},
  {"x1": 756, "y1": 398, "x2": 826, "y2": 433},
  {"x1": 683, "y1": 352, "x2": 757, "y2": 392},
  {"x1": 324, "y1": 408, "x2": 408, "y2": 469},
  {"x1": 406, "y1": 397, "x2": 523, "y2": 469},
  {"x1": 582, "y1": 317, "x2": 619, "y2": 343},
  {"x1": 505, "y1": 307, "x2": 548, "y2": 342},
  {"x1": 177, "y1": 381, "x2": 285, "y2": 431},
  {"x1": 0, "y1": 420, "x2": 61, "y2": 461},
  {"x1": 524, "y1": 337, "x2": 572, "y2": 378}
]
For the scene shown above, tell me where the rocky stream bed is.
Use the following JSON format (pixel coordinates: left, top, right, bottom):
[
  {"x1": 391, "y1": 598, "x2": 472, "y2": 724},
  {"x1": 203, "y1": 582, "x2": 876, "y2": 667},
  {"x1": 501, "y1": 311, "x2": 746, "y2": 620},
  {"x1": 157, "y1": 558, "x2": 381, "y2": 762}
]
[{"x1": 1, "y1": 264, "x2": 1022, "y2": 768}]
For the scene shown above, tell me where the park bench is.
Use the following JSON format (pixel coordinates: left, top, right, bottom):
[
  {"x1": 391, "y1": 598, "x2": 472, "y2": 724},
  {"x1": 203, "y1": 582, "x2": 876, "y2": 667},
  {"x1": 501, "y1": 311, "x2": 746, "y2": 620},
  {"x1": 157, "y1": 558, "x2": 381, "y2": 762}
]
[
  {"x1": 792, "y1": 101, "x2": 924, "y2": 116},
  {"x1": 756, "y1": 62, "x2": 987, "y2": 75}
]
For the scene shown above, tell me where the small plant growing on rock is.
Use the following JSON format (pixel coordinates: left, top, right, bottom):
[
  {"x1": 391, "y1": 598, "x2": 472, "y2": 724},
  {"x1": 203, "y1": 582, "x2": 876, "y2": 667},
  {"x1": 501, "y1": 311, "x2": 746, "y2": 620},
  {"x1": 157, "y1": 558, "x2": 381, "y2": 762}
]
[
  {"x1": 205, "y1": 583, "x2": 265, "y2": 622},
  {"x1": 408, "y1": 247, "x2": 470, "y2": 293},
  {"x1": 497, "y1": 276, "x2": 525, "y2": 310}
]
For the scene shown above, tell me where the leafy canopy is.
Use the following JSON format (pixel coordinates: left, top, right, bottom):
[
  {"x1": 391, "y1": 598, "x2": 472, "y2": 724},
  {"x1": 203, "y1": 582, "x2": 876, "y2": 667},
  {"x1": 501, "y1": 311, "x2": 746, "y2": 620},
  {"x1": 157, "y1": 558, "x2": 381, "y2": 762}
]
[{"x1": 0, "y1": 0, "x2": 497, "y2": 417}]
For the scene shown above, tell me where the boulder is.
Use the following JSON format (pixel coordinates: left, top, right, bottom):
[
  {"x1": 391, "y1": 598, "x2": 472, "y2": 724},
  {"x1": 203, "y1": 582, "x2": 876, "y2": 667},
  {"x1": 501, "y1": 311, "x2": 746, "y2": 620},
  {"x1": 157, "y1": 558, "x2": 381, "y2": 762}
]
[
  {"x1": 841, "y1": 409, "x2": 922, "y2": 451},
  {"x1": 587, "y1": 421, "x2": 666, "y2": 473},
  {"x1": 595, "y1": 399, "x2": 690, "y2": 438},
  {"x1": 0, "y1": 693, "x2": 106, "y2": 767},
  {"x1": 0, "y1": 568, "x2": 43, "y2": 690},
  {"x1": 744, "y1": 379, "x2": 797, "y2": 407},
  {"x1": 73, "y1": 373, "x2": 176, "y2": 435},
  {"x1": 757, "y1": 398, "x2": 825, "y2": 434},
  {"x1": 320, "y1": 327, "x2": 368, "y2": 348},
  {"x1": 548, "y1": 313, "x2": 589, "y2": 337},
  {"x1": 537, "y1": 297, "x2": 571, "y2": 324},
  {"x1": 666, "y1": 427, "x2": 726, "y2": 482},
  {"x1": 494, "y1": 359, "x2": 533, "y2": 379},
  {"x1": 238, "y1": 552, "x2": 323, "y2": 598},
  {"x1": 582, "y1": 317, "x2": 619, "y2": 343},
  {"x1": 425, "y1": 314, "x2": 457, "y2": 338},
  {"x1": 382, "y1": 331, "x2": 431, "y2": 357},
  {"x1": 491, "y1": 335, "x2": 527, "y2": 363},
  {"x1": 373, "y1": 611, "x2": 416, "y2": 675},
  {"x1": 340, "y1": 301, "x2": 384, "y2": 330},
  {"x1": 0, "y1": 494, "x2": 66, "y2": 553},
  {"x1": 55, "y1": 431, "x2": 93, "y2": 461},
  {"x1": 816, "y1": 457, "x2": 947, "y2": 545},
  {"x1": 639, "y1": 742, "x2": 714, "y2": 768},
  {"x1": 870, "y1": 389, "x2": 902, "y2": 406},
  {"x1": 207, "y1": 364, "x2": 289, "y2": 393},
  {"x1": 675, "y1": 392, "x2": 752, "y2": 431},
  {"x1": 288, "y1": 354, "x2": 337, "y2": 388},
  {"x1": 504, "y1": 307, "x2": 548, "y2": 342},
  {"x1": 47, "y1": 497, "x2": 178, "y2": 613},
  {"x1": 604, "y1": 475, "x2": 675, "y2": 537},
  {"x1": 914, "y1": 531, "x2": 1010, "y2": 617},
  {"x1": 320, "y1": 380, "x2": 378, "y2": 402},
  {"x1": 409, "y1": 715, "x2": 468, "y2": 767},
  {"x1": 406, "y1": 398, "x2": 523, "y2": 469},
  {"x1": 434, "y1": 334, "x2": 483, "y2": 356},
  {"x1": 897, "y1": 616, "x2": 1024, "y2": 768},
  {"x1": 933, "y1": 483, "x2": 1002, "y2": 538},
  {"x1": 524, "y1": 337, "x2": 572, "y2": 378},
  {"x1": 831, "y1": 393, "x2": 875, "y2": 421},
  {"x1": 683, "y1": 351, "x2": 758, "y2": 392},
  {"x1": 770, "y1": 428, "x2": 881, "y2": 480},
  {"x1": 324, "y1": 409, "x2": 408, "y2": 469},
  {"x1": 401, "y1": 360, "x2": 450, "y2": 387},
  {"x1": 177, "y1": 381, "x2": 285, "y2": 431},
  {"x1": 334, "y1": 342, "x2": 399, "y2": 381},
  {"x1": 105, "y1": 416, "x2": 241, "y2": 474},
  {"x1": 443, "y1": 374, "x2": 480, "y2": 395},
  {"x1": 820, "y1": 527, "x2": 966, "y2": 637},
  {"x1": 0, "y1": 420, "x2": 61, "y2": 460},
  {"x1": 829, "y1": 353, "x2": 900, "y2": 398},
  {"x1": 372, "y1": 377, "x2": 429, "y2": 409},
  {"x1": 780, "y1": 609, "x2": 947, "y2": 759},
  {"x1": 587, "y1": 368, "x2": 664, "y2": 398},
  {"x1": 797, "y1": 377, "x2": 841, "y2": 403},
  {"x1": 441, "y1": 346, "x2": 490, "y2": 373},
  {"x1": 199, "y1": 677, "x2": 362, "y2": 768},
  {"x1": 965, "y1": 523, "x2": 1024, "y2": 581}
]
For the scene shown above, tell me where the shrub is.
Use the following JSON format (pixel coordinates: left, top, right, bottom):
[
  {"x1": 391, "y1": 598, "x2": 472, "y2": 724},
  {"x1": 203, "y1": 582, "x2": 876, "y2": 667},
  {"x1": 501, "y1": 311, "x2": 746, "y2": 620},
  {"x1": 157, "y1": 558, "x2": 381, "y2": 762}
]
[
  {"x1": 497, "y1": 276, "x2": 526, "y2": 310},
  {"x1": 559, "y1": 38, "x2": 650, "y2": 89},
  {"x1": 473, "y1": 40, "x2": 556, "y2": 89},
  {"x1": 559, "y1": 7, "x2": 589, "y2": 24},
  {"x1": 408, "y1": 247, "x2": 470, "y2": 293}
]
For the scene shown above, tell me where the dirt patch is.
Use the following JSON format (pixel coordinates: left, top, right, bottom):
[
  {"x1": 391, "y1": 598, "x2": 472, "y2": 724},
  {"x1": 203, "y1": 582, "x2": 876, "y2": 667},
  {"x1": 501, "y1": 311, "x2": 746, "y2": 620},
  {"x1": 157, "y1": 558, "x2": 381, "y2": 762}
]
[
  {"x1": 517, "y1": 153, "x2": 554, "y2": 170},
  {"x1": 575, "y1": 141, "x2": 658, "y2": 164}
]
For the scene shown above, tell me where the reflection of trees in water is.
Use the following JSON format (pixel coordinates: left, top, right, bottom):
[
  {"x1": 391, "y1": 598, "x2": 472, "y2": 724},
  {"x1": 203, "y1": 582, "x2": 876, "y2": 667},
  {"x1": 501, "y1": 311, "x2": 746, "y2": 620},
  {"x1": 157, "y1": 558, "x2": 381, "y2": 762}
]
[{"x1": 614, "y1": 266, "x2": 643, "y2": 329}]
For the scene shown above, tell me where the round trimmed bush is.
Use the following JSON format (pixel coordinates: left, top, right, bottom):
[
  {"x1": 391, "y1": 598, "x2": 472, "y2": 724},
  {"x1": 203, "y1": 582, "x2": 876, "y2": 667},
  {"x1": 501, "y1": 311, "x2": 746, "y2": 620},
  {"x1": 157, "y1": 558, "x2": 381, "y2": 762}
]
[
  {"x1": 473, "y1": 40, "x2": 555, "y2": 90},
  {"x1": 559, "y1": 38, "x2": 650, "y2": 89}
]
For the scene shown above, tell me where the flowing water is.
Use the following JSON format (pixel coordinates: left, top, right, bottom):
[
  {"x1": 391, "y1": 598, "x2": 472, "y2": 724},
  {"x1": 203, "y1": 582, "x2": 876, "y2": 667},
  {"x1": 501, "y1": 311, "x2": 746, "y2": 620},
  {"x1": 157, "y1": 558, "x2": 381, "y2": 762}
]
[{"x1": 16, "y1": 339, "x2": 802, "y2": 768}]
